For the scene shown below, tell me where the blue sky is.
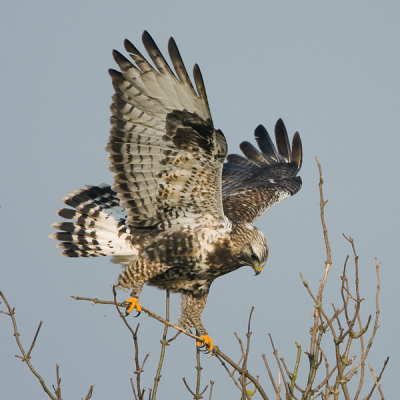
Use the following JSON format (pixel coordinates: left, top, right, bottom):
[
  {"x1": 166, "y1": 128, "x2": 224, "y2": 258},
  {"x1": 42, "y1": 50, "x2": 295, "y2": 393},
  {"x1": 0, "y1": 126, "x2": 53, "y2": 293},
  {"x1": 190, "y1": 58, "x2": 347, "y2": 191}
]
[{"x1": 1, "y1": 1, "x2": 399, "y2": 399}]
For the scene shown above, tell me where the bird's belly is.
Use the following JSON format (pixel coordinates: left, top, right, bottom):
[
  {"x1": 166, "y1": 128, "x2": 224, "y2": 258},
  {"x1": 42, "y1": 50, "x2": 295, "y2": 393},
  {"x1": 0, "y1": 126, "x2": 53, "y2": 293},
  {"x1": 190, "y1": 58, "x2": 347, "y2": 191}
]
[{"x1": 147, "y1": 263, "x2": 229, "y2": 293}]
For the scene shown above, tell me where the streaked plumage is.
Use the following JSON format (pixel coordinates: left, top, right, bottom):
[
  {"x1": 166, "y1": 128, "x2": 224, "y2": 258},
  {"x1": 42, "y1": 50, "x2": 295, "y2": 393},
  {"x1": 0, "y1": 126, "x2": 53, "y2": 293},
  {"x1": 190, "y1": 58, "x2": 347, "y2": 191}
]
[{"x1": 51, "y1": 31, "x2": 302, "y2": 350}]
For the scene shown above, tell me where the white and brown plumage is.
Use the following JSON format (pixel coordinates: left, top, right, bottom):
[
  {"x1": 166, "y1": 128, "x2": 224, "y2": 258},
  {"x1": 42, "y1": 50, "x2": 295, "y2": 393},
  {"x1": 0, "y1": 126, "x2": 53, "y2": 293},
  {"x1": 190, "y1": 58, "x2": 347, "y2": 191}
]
[{"x1": 50, "y1": 31, "x2": 302, "y2": 351}]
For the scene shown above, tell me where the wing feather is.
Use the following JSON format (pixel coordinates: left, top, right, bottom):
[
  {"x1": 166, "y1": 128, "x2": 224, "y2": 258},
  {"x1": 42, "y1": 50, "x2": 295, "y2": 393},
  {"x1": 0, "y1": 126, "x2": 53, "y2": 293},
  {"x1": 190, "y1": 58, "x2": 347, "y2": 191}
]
[
  {"x1": 254, "y1": 124, "x2": 279, "y2": 162},
  {"x1": 291, "y1": 131, "x2": 303, "y2": 170},
  {"x1": 142, "y1": 31, "x2": 177, "y2": 78},
  {"x1": 193, "y1": 64, "x2": 210, "y2": 113},
  {"x1": 239, "y1": 141, "x2": 267, "y2": 165},
  {"x1": 168, "y1": 37, "x2": 197, "y2": 92},
  {"x1": 108, "y1": 32, "x2": 227, "y2": 229},
  {"x1": 222, "y1": 119, "x2": 302, "y2": 223},
  {"x1": 274, "y1": 118, "x2": 291, "y2": 162}
]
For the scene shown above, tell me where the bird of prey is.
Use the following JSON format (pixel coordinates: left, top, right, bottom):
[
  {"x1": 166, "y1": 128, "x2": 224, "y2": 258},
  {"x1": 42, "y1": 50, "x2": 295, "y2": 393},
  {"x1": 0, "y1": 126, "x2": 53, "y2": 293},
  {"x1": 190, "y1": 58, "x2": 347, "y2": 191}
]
[{"x1": 50, "y1": 31, "x2": 302, "y2": 351}]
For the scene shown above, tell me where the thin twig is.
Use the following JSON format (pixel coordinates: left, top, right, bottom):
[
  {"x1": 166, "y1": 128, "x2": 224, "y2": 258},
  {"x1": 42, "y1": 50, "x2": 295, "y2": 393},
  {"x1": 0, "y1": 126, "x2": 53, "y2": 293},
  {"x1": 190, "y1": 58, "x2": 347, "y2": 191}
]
[
  {"x1": 71, "y1": 293, "x2": 202, "y2": 343},
  {"x1": 196, "y1": 346, "x2": 205, "y2": 398},
  {"x1": 209, "y1": 380, "x2": 215, "y2": 400},
  {"x1": 276, "y1": 373, "x2": 281, "y2": 400},
  {"x1": 83, "y1": 383, "x2": 95, "y2": 400},
  {"x1": 27, "y1": 321, "x2": 43, "y2": 359},
  {"x1": 241, "y1": 307, "x2": 254, "y2": 400},
  {"x1": 289, "y1": 342, "x2": 302, "y2": 396},
  {"x1": 368, "y1": 363, "x2": 384, "y2": 399},
  {"x1": 151, "y1": 291, "x2": 170, "y2": 400},
  {"x1": 315, "y1": 157, "x2": 332, "y2": 266},
  {"x1": 303, "y1": 160, "x2": 333, "y2": 398},
  {"x1": 214, "y1": 346, "x2": 269, "y2": 400},
  {"x1": 53, "y1": 364, "x2": 61, "y2": 399},
  {"x1": 215, "y1": 353, "x2": 242, "y2": 392},
  {"x1": 354, "y1": 313, "x2": 365, "y2": 400},
  {"x1": 269, "y1": 334, "x2": 288, "y2": 396},
  {"x1": 181, "y1": 343, "x2": 209, "y2": 399},
  {"x1": 130, "y1": 378, "x2": 139, "y2": 400},
  {"x1": 0, "y1": 291, "x2": 57, "y2": 400},
  {"x1": 364, "y1": 357, "x2": 389, "y2": 400},
  {"x1": 182, "y1": 377, "x2": 196, "y2": 397},
  {"x1": 110, "y1": 285, "x2": 148, "y2": 400},
  {"x1": 262, "y1": 354, "x2": 280, "y2": 398}
]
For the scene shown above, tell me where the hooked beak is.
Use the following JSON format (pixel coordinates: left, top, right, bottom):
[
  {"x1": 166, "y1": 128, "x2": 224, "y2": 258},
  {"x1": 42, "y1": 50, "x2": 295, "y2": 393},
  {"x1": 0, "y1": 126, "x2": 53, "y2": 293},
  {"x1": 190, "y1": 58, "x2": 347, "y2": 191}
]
[{"x1": 254, "y1": 265, "x2": 263, "y2": 276}]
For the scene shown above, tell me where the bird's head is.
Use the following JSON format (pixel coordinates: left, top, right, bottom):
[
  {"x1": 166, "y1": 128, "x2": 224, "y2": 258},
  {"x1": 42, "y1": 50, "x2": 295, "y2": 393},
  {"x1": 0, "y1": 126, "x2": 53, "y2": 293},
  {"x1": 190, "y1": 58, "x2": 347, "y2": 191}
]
[{"x1": 237, "y1": 225, "x2": 269, "y2": 275}]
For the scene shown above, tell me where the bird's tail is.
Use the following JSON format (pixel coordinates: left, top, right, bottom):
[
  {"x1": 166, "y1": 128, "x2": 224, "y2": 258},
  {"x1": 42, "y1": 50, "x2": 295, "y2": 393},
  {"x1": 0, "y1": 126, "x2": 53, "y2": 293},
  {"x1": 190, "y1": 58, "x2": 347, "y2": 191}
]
[{"x1": 50, "y1": 184, "x2": 138, "y2": 258}]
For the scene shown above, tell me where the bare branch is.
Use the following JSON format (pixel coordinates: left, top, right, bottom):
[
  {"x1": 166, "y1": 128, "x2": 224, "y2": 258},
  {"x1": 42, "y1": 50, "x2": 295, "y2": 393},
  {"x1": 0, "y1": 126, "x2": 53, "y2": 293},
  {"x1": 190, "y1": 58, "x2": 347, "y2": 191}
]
[
  {"x1": 196, "y1": 346, "x2": 207, "y2": 398},
  {"x1": 208, "y1": 380, "x2": 215, "y2": 400},
  {"x1": 71, "y1": 291, "x2": 202, "y2": 344},
  {"x1": 27, "y1": 321, "x2": 43, "y2": 360},
  {"x1": 151, "y1": 291, "x2": 170, "y2": 400},
  {"x1": 213, "y1": 346, "x2": 269, "y2": 400},
  {"x1": 53, "y1": 364, "x2": 61, "y2": 400},
  {"x1": 240, "y1": 307, "x2": 254, "y2": 400},
  {"x1": 276, "y1": 373, "x2": 281, "y2": 400},
  {"x1": 181, "y1": 343, "x2": 209, "y2": 400},
  {"x1": 182, "y1": 377, "x2": 196, "y2": 397},
  {"x1": 83, "y1": 383, "x2": 95, "y2": 400},
  {"x1": 109, "y1": 285, "x2": 149, "y2": 400},
  {"x1": 130, "y1": 378, "x2": 139, "y2": 400},
  {"x1": 269, "y1": 333, "x2": 290, "y2": 396},
  {"x1": 289, "y1": 342, "x2": 302, "y2": 395},
  {"x1": 368, "y1": 363, "x2": 384, "y2": 399},
  {"x1": 0, "y1": 291, "x2": 58, "y2": 400},
  {"x1": 315, "y1": 157, "x2": 332, "y2": 266},
  {"x1": 262, "y1": 354, "x2": 280, "y2": 398},
  {"x1": 215, "y1": 353, "x2": 242, "y2": 392},
  {"x1": 364, "y1": 357, "x2": 389, "y2": 400}
]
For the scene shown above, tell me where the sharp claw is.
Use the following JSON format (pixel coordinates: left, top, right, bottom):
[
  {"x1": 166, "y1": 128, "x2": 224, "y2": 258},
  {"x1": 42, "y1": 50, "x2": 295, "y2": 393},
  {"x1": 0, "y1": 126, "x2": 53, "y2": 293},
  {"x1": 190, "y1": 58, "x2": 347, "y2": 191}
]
[
  {"x1": 196, "y1": 335, "x2": 214, "y2": 352},
  {"x1": 124, "y1": 297, "x2": 141, "y2": 316},
  {"x1": 124, "y1": 309, "x2": 139, "y2": 317}
]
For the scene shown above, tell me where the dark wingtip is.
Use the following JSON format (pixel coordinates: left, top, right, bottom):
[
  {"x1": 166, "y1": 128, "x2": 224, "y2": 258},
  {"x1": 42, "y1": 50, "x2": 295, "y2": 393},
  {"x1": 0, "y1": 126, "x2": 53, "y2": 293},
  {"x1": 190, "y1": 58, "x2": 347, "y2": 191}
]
[
  {"x1": 168, "y1": 36, "x2": 177, "y2": 49},
  {"x1": 193, "y1": 63, "x2": 208, "y2": 105},
  {"x1": 254, "y1": 124, "x2": 279, "y2": 162},
  {"x1": 142, "y1": 30, "x2": 152, "y2": 43},
  {"x1": 124, "y1": 38, "x2": 139, "y2": 55},
  {"x1": 274, "y1": 118, "x2": 291, "y2": 162},
  {"x1": 291, "y1": 131, "x2": 303, "y2": 171},
  {"x1": 142, "y1": 30, "x2": 156, "y2": 49},
  {"x1": 254, "y1": 124, "x2": 267, "y2": 138}
]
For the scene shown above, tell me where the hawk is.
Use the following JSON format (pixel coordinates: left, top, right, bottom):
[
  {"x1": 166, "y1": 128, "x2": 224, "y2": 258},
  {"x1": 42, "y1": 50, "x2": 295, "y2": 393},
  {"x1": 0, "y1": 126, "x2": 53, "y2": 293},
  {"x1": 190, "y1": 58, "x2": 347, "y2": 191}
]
[{"x1": 50, "y1": 31, "x2": 302, "y2": 351}]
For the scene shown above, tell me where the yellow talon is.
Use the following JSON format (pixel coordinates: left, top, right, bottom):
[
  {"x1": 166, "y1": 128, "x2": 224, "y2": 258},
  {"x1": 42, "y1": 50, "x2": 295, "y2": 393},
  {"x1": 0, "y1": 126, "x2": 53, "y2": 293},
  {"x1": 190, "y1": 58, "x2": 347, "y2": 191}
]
[
  {"x1": 124, "y1": 297, "x2": 141, "y2": 315},
  {"x1": 196, "y1": 335, "x2": 214, "y2": 351}
]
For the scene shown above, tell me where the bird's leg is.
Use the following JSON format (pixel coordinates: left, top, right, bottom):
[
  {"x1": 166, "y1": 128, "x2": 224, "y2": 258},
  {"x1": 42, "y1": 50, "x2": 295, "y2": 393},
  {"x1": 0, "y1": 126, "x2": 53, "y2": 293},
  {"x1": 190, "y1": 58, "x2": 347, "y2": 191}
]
[
  {"x1": 117, "y1": 259, "x2": 149, "y2": 316},
  {"x1": 178, "y1": 291, "x2": 214, "y2": 351},
  {"x1": 118, "y1": 259, "x2": 171, "y2": 316}
]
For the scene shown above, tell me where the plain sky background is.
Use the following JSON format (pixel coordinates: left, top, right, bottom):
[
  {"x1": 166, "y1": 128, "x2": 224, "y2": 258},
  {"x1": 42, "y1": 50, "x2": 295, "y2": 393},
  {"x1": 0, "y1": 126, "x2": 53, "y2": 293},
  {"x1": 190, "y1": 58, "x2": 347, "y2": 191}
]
[{"x1": 1, "y1": 1, "x2": 399, "y2": 399}]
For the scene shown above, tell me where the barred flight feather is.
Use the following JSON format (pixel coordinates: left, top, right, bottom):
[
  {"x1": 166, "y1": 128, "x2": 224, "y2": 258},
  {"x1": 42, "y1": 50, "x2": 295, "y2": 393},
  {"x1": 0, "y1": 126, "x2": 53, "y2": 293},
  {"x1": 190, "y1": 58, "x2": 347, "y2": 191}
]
[{"x1": 51, "y1": 185, "x2": 138, "y2": 258}]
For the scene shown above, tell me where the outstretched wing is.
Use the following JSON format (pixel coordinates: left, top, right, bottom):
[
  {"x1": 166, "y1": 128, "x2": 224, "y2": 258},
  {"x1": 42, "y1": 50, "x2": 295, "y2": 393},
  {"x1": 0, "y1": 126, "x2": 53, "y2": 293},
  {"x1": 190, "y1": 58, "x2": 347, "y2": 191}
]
[
  {"x1": 107, "y1": 31, "x2": 228, "y2": 229},
  {"x1": 222, "y1": 119, "x2": 302, "y2": 223}
]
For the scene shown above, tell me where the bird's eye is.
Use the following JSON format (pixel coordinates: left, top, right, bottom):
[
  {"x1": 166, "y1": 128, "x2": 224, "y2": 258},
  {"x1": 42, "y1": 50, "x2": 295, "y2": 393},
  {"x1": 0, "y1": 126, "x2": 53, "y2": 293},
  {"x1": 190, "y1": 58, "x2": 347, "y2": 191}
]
[{"x1": 251, "y1": 253, "x2": 258, "y2": 261}]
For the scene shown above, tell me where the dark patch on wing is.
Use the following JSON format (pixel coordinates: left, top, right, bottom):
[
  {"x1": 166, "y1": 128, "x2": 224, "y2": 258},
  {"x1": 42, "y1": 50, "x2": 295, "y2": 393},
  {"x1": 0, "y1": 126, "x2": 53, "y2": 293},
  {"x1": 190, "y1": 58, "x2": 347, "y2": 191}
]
[
  {"x1": 222, "y1": 119, "x2": 303, "y2": 223},
  {"x1": 164, "y1": 110, "x2": 227, "y2": 160}
]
